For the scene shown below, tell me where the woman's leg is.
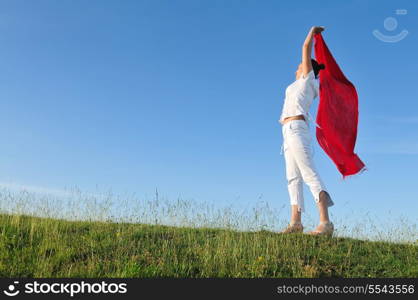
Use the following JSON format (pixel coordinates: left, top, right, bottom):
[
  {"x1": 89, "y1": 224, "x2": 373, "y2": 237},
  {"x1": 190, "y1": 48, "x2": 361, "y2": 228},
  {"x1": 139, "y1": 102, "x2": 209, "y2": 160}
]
[
  {"x1": 291, "y1": 204, "x2": 301, "y2": 224},
  {"x1": 285, "y1": 122, "x2": 334, "y2": 222},
  {"x1": 291, "y1": 141, "x2": 334, "y2": 234},
  {"x1": 284, "y1": 141, "x2": 305, "y2": 217},
  {"x1": 310, "y1": 191, "x2": 334, "y2": 235},
  {"x1": 280, "y1": 122, "x2": 304, "y2": 233},
  {"x1": 318, "y1": 190, "x2": 331, "y2": 222}
]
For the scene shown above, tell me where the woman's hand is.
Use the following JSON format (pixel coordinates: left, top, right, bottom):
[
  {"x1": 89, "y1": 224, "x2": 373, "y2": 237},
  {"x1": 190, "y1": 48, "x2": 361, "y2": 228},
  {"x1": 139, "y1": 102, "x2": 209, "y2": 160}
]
[
  {"x1": 301, "y1": 26, "x2": 324, "y2": 77},
  {"x1": 311, "y1": 26, "x2": 325, "y2": 34}
]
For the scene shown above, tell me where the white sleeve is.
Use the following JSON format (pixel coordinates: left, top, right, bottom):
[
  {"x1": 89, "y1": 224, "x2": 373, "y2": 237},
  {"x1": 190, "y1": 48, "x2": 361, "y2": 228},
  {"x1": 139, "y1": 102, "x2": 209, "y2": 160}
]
[{"x1": 301, "y1": 69, "x2": 315, "y2": 80}]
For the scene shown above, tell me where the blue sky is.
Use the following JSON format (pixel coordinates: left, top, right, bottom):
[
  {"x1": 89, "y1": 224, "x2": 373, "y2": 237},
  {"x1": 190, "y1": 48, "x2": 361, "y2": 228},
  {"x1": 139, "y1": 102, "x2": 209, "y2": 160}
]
[{"x1": 0, "y1": 0, "x2": 417, "y2": 229}]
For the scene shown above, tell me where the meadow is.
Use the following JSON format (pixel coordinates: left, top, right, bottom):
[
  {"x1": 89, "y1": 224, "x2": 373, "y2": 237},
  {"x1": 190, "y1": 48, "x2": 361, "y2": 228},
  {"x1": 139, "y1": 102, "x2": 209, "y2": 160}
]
[{"x1": 0, "y1": 187, "x2": 416, "y2": 277}]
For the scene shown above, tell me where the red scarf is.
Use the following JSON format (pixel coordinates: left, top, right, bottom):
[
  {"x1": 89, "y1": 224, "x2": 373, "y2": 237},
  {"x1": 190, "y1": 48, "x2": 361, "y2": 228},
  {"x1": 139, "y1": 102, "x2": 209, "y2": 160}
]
[{"x1": 313, "y1": 33, "x2": 366, "y2": 179}]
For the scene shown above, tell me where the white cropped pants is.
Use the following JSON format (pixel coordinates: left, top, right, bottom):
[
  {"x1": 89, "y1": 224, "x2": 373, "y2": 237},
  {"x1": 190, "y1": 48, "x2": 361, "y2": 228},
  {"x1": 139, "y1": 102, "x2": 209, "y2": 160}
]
[{"x1": 280, "y1": 120, "x2": 334, "y2": 213}]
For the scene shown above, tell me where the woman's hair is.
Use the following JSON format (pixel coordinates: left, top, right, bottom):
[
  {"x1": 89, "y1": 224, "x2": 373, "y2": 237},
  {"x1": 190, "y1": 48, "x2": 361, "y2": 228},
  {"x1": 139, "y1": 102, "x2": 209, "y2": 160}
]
[{"x1": 311, "y1": 59, "x2": 325, "y2": 79}]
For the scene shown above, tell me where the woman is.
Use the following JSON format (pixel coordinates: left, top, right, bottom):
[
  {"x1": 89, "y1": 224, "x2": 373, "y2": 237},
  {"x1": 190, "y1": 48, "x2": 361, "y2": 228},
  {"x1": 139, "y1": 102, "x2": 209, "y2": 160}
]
[{"x1": 278, "y1": 26, "x2": 334, "y2": 236}]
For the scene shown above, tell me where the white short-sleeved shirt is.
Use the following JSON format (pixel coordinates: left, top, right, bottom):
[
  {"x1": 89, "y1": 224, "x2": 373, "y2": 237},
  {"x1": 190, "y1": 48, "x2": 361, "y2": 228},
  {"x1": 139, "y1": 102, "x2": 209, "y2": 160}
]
[{"x1": 279, "y1": 69, "x2": 319, "y2": 125}]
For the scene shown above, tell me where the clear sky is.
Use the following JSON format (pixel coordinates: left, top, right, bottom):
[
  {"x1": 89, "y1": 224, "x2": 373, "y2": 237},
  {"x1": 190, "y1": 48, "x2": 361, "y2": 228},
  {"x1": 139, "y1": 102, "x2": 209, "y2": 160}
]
[{"x1": 0, "y1": 0, "x2": 417, "y2": 233}]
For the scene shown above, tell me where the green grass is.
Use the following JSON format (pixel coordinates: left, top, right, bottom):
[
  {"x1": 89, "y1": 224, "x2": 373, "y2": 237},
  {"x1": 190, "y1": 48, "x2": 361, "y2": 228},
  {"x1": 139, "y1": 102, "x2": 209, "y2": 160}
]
[{"x1": 0, "y1": 213, "x2": 416, "y2": 278}]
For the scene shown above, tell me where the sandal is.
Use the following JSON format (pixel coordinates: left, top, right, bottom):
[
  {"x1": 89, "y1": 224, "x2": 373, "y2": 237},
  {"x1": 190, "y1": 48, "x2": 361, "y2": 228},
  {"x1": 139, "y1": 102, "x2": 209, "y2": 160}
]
[
  {"x1": 306, "y1": 221, "x2": 334, "y2": 236},
  {"x1": 278, "y1": 221, "x2": 304, "y2": 234}
]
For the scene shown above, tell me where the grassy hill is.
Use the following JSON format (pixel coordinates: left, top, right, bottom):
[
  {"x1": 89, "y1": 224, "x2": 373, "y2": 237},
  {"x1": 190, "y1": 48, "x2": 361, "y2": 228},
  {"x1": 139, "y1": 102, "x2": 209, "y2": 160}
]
[{"x1": 0, "y1": 213, "x2": 416, "y2": 277}]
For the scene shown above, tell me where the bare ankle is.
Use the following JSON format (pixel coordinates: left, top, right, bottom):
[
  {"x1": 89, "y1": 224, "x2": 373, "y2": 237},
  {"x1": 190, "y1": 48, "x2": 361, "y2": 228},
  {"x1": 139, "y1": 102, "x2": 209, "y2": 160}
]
[{"x1": 319, "y1": 220, "x2": 333, "y2": 225}]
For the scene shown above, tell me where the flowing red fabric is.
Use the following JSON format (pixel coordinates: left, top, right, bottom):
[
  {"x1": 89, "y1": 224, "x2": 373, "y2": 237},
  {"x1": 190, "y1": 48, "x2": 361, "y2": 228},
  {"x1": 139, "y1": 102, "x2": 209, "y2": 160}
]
[{"x1": 313, "y1": 33, "x2": 366, "y2": 179}]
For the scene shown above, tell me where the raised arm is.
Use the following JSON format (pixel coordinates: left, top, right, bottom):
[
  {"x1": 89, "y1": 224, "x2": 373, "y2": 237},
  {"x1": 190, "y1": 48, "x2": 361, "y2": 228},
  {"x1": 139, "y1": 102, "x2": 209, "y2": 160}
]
[{"x1": 302, "y1": 26, "x2": 325, "y2": 77}]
